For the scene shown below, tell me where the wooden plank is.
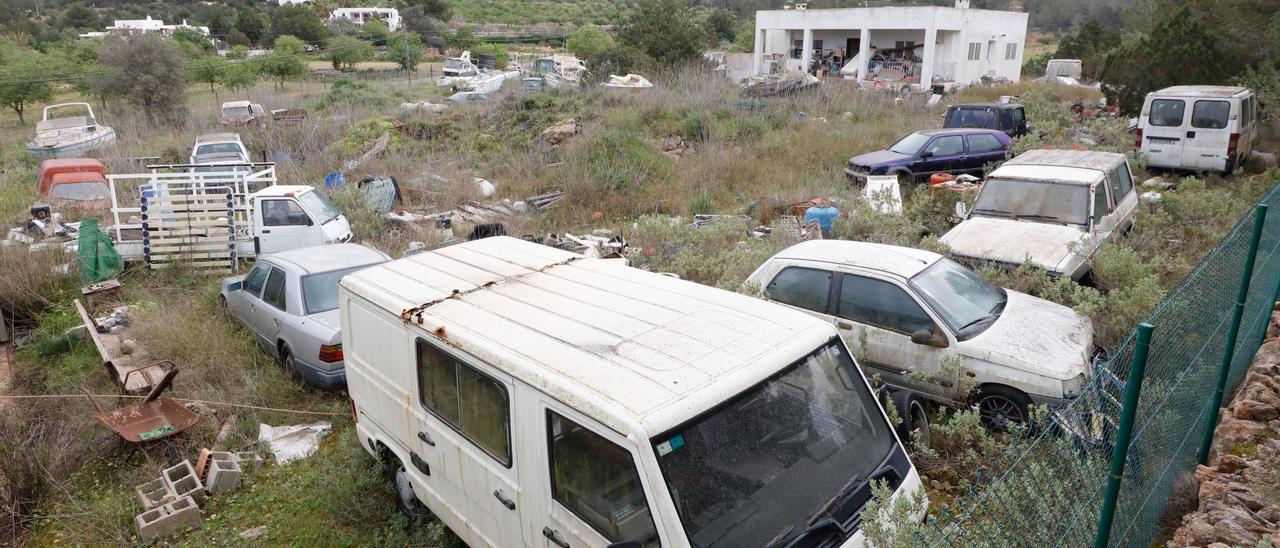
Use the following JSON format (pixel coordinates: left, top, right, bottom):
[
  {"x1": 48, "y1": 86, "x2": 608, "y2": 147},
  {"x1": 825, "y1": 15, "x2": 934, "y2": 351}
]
[{"x1": 73, "y1": 299, "x2": 112, "y2": 364}]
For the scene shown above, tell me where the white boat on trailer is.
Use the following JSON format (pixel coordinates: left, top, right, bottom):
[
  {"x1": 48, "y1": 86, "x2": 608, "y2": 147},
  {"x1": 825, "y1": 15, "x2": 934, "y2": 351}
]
[{"x1": 26, "y1": 103, "x2": 117, "y2": 159}]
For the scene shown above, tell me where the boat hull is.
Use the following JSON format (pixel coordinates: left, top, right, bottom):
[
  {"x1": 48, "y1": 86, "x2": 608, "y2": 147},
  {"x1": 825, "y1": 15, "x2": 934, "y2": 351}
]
[{"x1": 27, "y1": 127, "x2": 118, "y2": 159}]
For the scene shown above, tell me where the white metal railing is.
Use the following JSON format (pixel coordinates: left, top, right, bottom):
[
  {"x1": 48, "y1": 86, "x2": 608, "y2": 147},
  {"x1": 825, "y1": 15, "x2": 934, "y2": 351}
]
[{"x1": 108, "y1": 163, "x2": 276, "y2": 252}]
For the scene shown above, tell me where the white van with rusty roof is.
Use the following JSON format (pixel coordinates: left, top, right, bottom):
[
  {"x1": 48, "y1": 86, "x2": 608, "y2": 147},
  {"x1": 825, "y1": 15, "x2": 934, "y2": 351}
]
[
  {"x1": 340, "y1": 236, "x2": 923, "y2": 548},
  {"x1": 1137, "y1": 86, "x2": 1258, "y2": 173}
]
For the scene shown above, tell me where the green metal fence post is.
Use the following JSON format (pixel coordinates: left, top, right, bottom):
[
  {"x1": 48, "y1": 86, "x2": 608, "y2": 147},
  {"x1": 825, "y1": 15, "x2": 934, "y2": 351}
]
[
  {"x1": 1252, "y1": 246, "x2": 1280, "y2": 350},
  {"x1": 1199, "y1": 204, "x2": 1268, "y2": 466},
  {"x1": 1094, "y1": 322, "x2": 1154, "y2": 548}
]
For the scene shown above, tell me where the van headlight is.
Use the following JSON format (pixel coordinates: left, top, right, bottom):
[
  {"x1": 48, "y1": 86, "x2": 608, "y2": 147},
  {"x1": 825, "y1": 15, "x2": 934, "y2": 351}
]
[{"x1": 1061, "y1": 371, "x2": 1088, "y2": 398}]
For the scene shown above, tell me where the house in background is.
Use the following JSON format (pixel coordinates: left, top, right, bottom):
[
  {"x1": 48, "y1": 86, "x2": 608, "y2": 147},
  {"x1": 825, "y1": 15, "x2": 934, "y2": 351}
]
[
  {"x1": 330, "y1": 8, "x2": 402, "y2": 32},
  {"x1": 105, "y1": 15, "x2": 211, "y2": 36},
  {"x1": 752, "y1": 1, "x2": 1027, "y2": 91}
]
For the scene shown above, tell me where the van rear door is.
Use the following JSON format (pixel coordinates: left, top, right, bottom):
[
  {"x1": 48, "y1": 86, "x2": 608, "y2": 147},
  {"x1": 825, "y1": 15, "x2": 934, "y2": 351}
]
[
  {"x1": 1142, "y1": 97, "x2": 1187, "y2": 168},
  {"x1": 1182, "y1": 99, "x2": 1234, "y2": 172}
]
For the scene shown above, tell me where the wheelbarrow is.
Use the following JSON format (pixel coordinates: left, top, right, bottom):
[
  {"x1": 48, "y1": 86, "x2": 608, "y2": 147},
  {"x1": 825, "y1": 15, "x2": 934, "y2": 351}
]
[{"x1": 81, "y1": 367, "x2": 198, "y2": 443}]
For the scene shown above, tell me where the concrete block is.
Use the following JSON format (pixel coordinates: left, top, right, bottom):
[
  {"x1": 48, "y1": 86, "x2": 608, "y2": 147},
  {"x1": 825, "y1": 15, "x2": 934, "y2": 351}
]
[
  {"x1": 162, "y1": 460, "x2": 205, "y2": 504},
  {"x1": 206, "y1": 456, "x2": 242, "y2": 494},
  {"x1": 134, "y1": 495, "x2": 202, "y2": 542},
  {"x1": 234, "y1": 451, "x2": 264, "y2": 469},
  {"x1": 134, "y1": 476, "x2": 175, "y2": 511}
]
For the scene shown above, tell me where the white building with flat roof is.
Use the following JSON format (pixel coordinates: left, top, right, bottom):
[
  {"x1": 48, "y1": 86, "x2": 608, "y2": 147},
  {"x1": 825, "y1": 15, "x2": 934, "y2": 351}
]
[
  {"x1": 753, "y1": 3, "x2": 1027, "y2": 91},
  {"x1": 330, "y1": 7, "x2": 401, "y2": 32},
  {"x1": 106, "y1": 15, "x2": 210, "y2": 36}
]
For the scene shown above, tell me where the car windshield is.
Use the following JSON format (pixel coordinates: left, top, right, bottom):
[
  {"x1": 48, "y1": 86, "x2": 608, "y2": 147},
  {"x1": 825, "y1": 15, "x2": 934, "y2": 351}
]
[
  {"x1": 49, "y1": 182, "x2": 110, "y2": 201},
  {"x1": 302, "y1": 265, "x2": 371, "y2": 314},
  {"x1": 196, "y1": 143, "x2": 243, "y2": 156},
  {"x1": 297, "y1": 189, "x2": 342, "y2": 224},
  {"x1": 889, "y1": 132, "x2": 930, "y2": 155},
  {"x1": 972, "y1": 177, "x2": 1090, "y2": 225},
  {"x1": 223, "y1": 106, "x2": 252, "y2": 116},
  {"x1": 653, "y1": 340, "x2": 897, "y2": 548},
  {"x1": 909, "y1": 258, "x2": 1008, "y2": 339},
  {"x1": 444, "y1": 59, "x2": 471, "y2": 70}
]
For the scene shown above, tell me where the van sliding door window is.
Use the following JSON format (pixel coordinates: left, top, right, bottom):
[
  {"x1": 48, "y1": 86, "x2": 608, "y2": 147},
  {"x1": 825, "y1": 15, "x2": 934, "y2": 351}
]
[
  {"x1": 1148, "y1": 99, "x2": 1185, "y2": 127},
  {"x1": 1191, "y1": 100, "x2": 1230, "y2": 129},
  {"x1": 416, "y1": 339, "x2": 511, "y2": 466},
  {"x1": 547, "y1": 410, "x2": 658, "y2": 547}
]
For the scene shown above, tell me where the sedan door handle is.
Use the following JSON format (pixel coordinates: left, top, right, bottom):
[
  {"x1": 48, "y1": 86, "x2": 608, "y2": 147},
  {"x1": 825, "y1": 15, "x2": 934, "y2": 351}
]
[
  {"x1": 417, "y1": 431, "x2": 435, "y2": 446},
  {"x1": 493, "y1": 489, "x2": 516, "y2": 510},
  {"x1": 542, "y1": 527, "x2": 570, "y2": 548}
]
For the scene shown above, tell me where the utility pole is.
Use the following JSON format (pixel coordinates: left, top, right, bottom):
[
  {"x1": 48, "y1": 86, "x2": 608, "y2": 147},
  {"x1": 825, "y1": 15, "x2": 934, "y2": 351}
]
[{"x1": 403, "y1": 20, "x2": 411, "y2": 85}]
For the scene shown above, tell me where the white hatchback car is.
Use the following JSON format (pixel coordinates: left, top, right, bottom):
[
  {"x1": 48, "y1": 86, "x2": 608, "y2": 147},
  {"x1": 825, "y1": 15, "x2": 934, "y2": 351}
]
[{"x1": 747, "y1": 240, "x2": 1094, "y2": 428}]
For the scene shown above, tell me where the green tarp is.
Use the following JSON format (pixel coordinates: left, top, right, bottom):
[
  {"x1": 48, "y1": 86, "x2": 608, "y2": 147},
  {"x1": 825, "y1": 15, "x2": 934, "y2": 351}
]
[{"x1": 77, "y1": 219, "x2": 122, "y2": 284}]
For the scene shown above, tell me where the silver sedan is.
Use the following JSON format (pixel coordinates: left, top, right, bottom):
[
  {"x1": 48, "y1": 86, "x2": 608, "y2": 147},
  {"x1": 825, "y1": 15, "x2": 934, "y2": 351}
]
[{"x1": 220, "y1": 243, "x2": 390, "y2": 388}]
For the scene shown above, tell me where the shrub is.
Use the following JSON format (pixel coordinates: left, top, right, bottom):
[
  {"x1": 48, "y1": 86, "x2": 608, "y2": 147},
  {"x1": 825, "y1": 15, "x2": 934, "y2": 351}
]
[
  {"x1": 0, "y1": 246, "x2": 78, "y2": 323},
  {"x1": 582, "y1": 130, "x2": 670, "y2": 192},
  {"x1": 626, "y1": 215, "x2": 788, "y2": 290}
]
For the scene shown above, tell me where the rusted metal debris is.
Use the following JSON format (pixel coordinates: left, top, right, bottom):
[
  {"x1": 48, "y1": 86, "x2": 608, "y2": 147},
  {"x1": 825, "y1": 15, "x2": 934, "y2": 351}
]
[{"x1": 81, "y1": 367, "x2": 198, "y2": 444}]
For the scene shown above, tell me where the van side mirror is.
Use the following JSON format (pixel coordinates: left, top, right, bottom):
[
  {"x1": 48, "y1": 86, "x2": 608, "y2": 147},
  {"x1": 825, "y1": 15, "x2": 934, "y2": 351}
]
[{"x1": 911, "y1": 329, "x2": 949, "y2": 348}]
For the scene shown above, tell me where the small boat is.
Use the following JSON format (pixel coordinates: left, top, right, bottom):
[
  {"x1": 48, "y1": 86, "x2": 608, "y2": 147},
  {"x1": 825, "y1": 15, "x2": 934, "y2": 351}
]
[
  {"x1": 27, "y1": 103, "x2": 117, "y2": 159},
  {"x1": 601, "y1": 74, "x2": 654, "y2": 91},
  {"x1": 461, "y1": 70, "x2": 521, "y2": 94},
  {"x1": 436, "y1": 51, "x2": 479, "y2": 87},
  {"x1": 533, "y1": 55, "x2": 586, "y2": 89}
]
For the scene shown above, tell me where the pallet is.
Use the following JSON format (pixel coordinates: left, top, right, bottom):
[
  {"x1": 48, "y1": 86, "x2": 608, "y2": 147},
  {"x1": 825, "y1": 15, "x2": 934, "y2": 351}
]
[{"x1": 141, "y1": 187, "x2": 236, "y2": 272}]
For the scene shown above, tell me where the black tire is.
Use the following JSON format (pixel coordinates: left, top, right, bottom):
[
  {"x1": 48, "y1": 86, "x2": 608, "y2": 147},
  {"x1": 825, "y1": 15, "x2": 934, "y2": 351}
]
[
  {"x1": 279, "y1": 344, "x2": 299, "y2": 382},
  {"x1": 218, "y1": 295, "x2": 228, "y2": 311},
  {"x1": 888, "y1": 390, "x2": 932, "y2": 446},
  {"x1": 974, "y1": 385, "x2": 1033, "y2": 431}
]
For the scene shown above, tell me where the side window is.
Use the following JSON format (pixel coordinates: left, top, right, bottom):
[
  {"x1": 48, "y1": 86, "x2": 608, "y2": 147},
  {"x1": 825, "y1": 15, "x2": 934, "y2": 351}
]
[
  {"x1": 547, "y1": 411, "x2": 658, "y2": 547},
  {"x1": 1191, "y1": 100, "x2": 1230, "y2": 129},
  {"x1": 416, "y1": 340, "x2": 511, "y2": 465},
  {"x1": 926, "y1": 135, "x2": 965, "y2": 156},
  {"x1": 766, "y1": 267, "x2": 832, "y2": 313},
  {"x1": 242, "y1": 264, "x2": 270, "y2": 297},
  {"x1": 1092, "y1": 184, "x2": 1110, "y2": 224},
  {"x1": 1148, "y1": 99, "x2": 1186, "y2": 127},
  {"x1": 1012, "y1": 107, "x2": 1026, "y2": 128},
  {"x1": 967, "y1": 133, "x2": 1004, "y2": 153},
  {"x1": 262, "y1": 199, "x2": 310, "y2": 227},
  {"x1": 1111, "y1": 164, "x2": 1134, "y2": 199},
  {"x1": 837, "y1": 274, "x2": 935, "y2": 335},
  {"x1": 262, "y1": 267, "x2": 287, "y2": 309}
]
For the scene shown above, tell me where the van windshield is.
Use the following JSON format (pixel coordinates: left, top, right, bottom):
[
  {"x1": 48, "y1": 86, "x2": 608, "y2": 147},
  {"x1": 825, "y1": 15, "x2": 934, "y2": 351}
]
[
  {"x1": 945, "y1": 108, "x2": 995, "y2": 129},
  {"x1": 196, "y1": 143, "x2": 244, "y2": 156},
  {"x1": 223, "y1": 106, "x2": 252, "y2": 116},
  {"x1": 652, "y1": 340, "x2": 897, "y2": 548},
  {"x1": 972, "y1": 178, "x2": 1090, "y2": 225},
  {"x1": 297, "y1": 189, "x2": 342, "y2": 224}
]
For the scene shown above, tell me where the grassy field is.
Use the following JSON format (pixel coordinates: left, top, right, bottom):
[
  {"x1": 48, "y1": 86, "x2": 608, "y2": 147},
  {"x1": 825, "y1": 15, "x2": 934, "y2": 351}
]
[
  {"x1": 453, "y1": 0, "x2": 628, "y2": 26},
  {"x1": 1, "y1": 66, "x2": 1278, "y2": 545}
]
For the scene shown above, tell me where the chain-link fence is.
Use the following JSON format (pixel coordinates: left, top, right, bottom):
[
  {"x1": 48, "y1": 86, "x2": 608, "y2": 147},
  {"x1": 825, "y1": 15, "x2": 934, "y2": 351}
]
[{"x1": 926, "y1": 183, "x2": 1280, "y2": 547}]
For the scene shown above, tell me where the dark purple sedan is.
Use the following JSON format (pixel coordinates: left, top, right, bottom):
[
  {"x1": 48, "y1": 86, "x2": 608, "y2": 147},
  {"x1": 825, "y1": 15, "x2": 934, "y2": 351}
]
[{"x1": 844, "y1": 128, "x2": 1012, "y2": 183}]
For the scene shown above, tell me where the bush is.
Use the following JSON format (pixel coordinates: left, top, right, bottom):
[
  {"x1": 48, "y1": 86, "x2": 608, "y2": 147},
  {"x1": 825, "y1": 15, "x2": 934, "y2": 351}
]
[
  {"x1": 0, "y1": 246, "x2": 78, "y2": 323},
  {"x1": 582, "y1": 130, "x2": 670, "y2": 192},
  {"x1": 625, "y1": 215, "x2": 788, "y2": 290}
]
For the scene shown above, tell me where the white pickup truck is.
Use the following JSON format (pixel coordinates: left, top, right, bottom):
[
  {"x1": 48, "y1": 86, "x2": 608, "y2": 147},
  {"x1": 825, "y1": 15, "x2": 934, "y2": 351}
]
[{"x1": 106, "y1": 164, "x2": 352, "y2": 266}]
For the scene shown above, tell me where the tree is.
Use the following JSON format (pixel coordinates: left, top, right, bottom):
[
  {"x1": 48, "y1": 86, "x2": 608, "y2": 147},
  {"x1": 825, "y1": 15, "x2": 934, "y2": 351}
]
[
  {"x1": 446, "y1": 27, "x2": 478, "y2": 51},
  {"x1": 703, "y1": 9, "x2": 737, "y2": 43},
  {"x1": 328, "y1": 35, "x2": 372, "y2": 70},
  {"x1": 1100, "y1": 7, "x2": 1225, "y2": 114},
  {"x1": 271, "y1": 5, "x2": 327, "y2": 45},
  {"x1": 189, "y1": 54, "x2": 228, "y2": 95},
  {"x1": 616, "y1": 0, "x2": 705, "y2": 65},
  {"x1": 219, "y1": 62, "x2": 259, "y2": 97},
  {"x1": 356, "y1": 19, "x2": 389, "y2": 45},
  {"x1": 0, "y1": 49, "x2": 54, "y2": 125},
  {"x1": 566, "y1": 27, "x2": 614, "y2": 60},
  {"x1": 326, "y1": 17, "x2": 359, "y2": 37},
  {"x1": 728, "y1": 20, "x2": 754, "y2": 53},
  {"x1": 1053, "y1": 20, "x2": 1118, "y2": 81},
  {"x1": 90, "y1": 34, "x2": 188, "y2": 125},
  {"x1": 206, "y1": 9, "x2": 234, "y2": 38},
  {"x1": 260, "y1": 35, "x2": 309, "y2": 86},
  {"x1": 60, "y1": 3, "x2": 101, "y2": 31},
  {"x1": 227, "y1": 45, "x2": 250, "y2": 60},
  {"x1": 226, "y1": 29, "x2": 252, "y2": 48},
  {"x1": 589, "y1": 45, "x2": 650, "y2": 82},
  {"x1": 387, "y1": 32, "x2": 424, "y2": 71},
  {"x1": 404, "y1": 0, "x2": 451, "y2": 22},
  {"x1": 236, "y1": 11, "x2": 268, "y2": 45},
  {"x1": 400, "y1": 7, "x2": 447, "y2": 49},
  {"x1": 172, "y1": 27, "x2": 214, "y2": 57}
]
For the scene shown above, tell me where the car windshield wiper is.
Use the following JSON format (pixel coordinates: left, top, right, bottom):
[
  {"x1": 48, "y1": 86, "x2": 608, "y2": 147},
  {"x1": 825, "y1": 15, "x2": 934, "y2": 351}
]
[
  {"x1": 959, "y1": 295, "x2": 1009, "y2": 332},
  {"x1": 971, "y1": 208, "x2": 1015, "y2": 218},
  {"x1": 1017, "y1": 214, "x2": 1066, "y2": 223}
]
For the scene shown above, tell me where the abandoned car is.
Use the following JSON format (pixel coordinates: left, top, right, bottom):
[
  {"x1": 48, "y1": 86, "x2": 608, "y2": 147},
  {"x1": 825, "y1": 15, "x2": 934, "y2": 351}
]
[
  {"x1": 746, "y1": 240, "x2": 1094, "y2": 430},
  {"x1": 844, "y1": 128, "x2": 1011, "y2": 184},
  {"x1": 940, "y1": 149, "x2": 1137, "y2": 280},
  {"x1": 942, "y1": 103, "x2": 1032, "y2": 138}
]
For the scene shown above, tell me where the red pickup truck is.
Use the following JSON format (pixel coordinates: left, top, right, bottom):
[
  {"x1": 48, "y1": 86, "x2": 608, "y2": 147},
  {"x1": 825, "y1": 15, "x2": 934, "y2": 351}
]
[{"x1": 37, "y1": 158, "x2": 111, "y2": 210}]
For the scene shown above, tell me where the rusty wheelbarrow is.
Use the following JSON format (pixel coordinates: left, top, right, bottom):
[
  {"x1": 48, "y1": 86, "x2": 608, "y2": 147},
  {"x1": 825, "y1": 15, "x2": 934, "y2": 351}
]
[{"x1": 81, "y1": 366, "x2": 198, "y2": 443}]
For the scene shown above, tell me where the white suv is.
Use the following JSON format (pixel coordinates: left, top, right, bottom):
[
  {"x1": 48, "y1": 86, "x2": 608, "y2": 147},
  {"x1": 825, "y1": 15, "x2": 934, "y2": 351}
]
[{"x1": 746, "y1": 240, "x2": 1094, "y2": 428}]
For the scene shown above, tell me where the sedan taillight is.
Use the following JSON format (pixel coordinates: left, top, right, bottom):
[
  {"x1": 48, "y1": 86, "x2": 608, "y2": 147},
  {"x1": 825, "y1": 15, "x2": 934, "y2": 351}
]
[{"x1": 319, "y1": 343, "x2": 344, "y2": 363}]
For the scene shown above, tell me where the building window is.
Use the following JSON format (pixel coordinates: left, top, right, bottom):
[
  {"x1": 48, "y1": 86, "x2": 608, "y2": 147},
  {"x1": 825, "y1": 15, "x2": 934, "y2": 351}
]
[
  {"x1": 1005, "y1": 43, "x2": 1017, "y2": 60},
  {"x1": 967, "y1": 42, "x2": 981, "y2": 61}
]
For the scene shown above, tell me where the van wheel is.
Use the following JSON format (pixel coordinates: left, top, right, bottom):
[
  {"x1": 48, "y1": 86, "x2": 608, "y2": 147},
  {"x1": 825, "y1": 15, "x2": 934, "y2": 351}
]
[
  {"x1": 974, "y1": 385, "x2": 1032, "y2": 431},
  {"x1": 393, "y1": 464, "x2": 427, "y2": 517},
  {"x1": 889, "y1": 390, "x2": 932, "y2": 446}
]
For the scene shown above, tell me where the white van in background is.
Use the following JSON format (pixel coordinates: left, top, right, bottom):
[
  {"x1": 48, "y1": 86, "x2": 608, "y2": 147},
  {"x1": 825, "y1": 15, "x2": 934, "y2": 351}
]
[
  {"x1": 1137, "y1": 86, "x2": 1258, "y2": 174},
  {"x1": 340, "y1": 236, "x2": 924, "y2": 548}
]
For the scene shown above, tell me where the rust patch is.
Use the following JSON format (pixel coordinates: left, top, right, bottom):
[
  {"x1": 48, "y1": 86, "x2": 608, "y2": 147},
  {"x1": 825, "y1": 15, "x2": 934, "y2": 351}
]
[
  {"x1": 435, "y1": 325, "x2": 447, "y2": 339},
  {"x1": 398, "y1": 256, "x2": 583, "y2": 325}
]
